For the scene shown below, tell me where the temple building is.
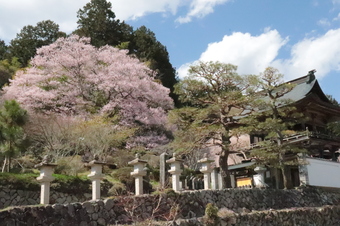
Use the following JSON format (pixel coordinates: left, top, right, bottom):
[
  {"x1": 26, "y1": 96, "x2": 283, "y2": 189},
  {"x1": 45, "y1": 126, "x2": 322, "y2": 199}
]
[{"x1": 224, "y1": 71, "x2": 340, "y2": 188}]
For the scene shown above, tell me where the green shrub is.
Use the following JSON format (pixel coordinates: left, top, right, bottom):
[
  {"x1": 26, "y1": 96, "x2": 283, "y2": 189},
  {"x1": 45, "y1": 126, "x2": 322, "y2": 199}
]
[
  {"x1": 165, "y1": 188, "x2": 177, "y2": 197},
  {"x1": 55, "y1": 156, "x2": 87, "y2": 176},
  {"x1": 10, "y1": 155, "x2": 36, "y2": 173},
  {"x1": 205, "y1": 203, "x2": 219, "y2": 219},
  {"x1": 51, "y1": 174, "x2": 91, "y2": 194},
  {"x1": 0, "y1": 172, "x2": 92, "y2": 194},
  {"x1": 111, "y1": 167, "x2": 134, "y2": 193},
  {"x1": 0, "y1": 173, "x2": 39, "y2": 191},
  {"x1": 204, "y1": 203, "x2": 219, "y2": 226},
  {"x1": 107, "y1": 182, "x2": 127, "y2": 196}
]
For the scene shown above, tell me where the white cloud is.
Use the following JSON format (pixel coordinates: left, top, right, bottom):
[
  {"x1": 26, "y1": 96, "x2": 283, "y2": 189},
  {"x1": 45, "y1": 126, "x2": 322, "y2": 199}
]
[
  {"x1": 176, "y1": 0, "x2": 230, "y2": 23},
  {"x1": 177, "y1": 29, "x2": 288, "y2": 78},
  {"x1": 0, "y1": 0, "x2": 225, "y2": 43},
  {"x1": 178, "y1": 28, "x2": 340, "y2": 81},
  {"x1": 111, "y1": 0, "x2": 182, "y2": 20},
  {"x1": 273, "y1": 29, "x2": 340, "y2": 80},
  {"x1": 317, "y1": 18, "x2": 331, "y2": 27},
  {"x1": 0, "y1": 0, "x2": 88, "y2": 43},
  {"x1": 177, "y1": 63, "x2": 192, "y2": 79},
  {"x1": 333, "y1": 13, "x2": 340, "y2": 21}
]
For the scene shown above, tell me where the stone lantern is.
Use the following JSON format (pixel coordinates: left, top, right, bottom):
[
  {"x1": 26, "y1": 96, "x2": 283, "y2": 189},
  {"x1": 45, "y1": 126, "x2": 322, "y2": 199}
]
[
  {"x1": 128, "y1": 154, "x2": 147, "y2": 196},
  {"x1": 253, "y1": 166, "x2": 267, "y2": 188},
  {"x1": 198, "y1": 153, "x2": 214, "y2": 190},
  {"x1": 86, "y1": 158, "x2": 105, "y2": 201},
  {"x1": 166, "y1": 153, "x2": 183, "y2": 192},
  {"x1": 35, "y1": 155, "x2": 57, "y2": 205}
]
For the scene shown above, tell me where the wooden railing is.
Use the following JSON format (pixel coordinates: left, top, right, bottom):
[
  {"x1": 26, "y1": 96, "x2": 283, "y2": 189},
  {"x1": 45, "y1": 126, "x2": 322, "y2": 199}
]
[{"x1": 248, "y1": 130, "x2": 340, "y2": 149}]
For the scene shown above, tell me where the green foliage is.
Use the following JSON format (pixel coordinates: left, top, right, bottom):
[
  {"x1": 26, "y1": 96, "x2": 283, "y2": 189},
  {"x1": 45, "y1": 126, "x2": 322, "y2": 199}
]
[
  {"x1": 0, "y1": 100, "x2": 28, "y2": 172},
  {"x1": 170, "y1": 61, "x2": 259, "y2": 187},
  {"x1": 68, "y1": 116, "x2": 136, "y2": 156},
  {"x1": 51, "y1": 174, "x2": 91, "y2": 194},
  {"x1": 25, "y1": 115, "x2": 136, "y2": 160},
  {"x1": 0, "y1": 39, "x2": 7, "y2": 61},
  {"x1": 0, "y1": 172, "x2": 39, "y2": 190},
  {"x1": 7, "y1": 155, "x2": 36, "y2": 173},
  {"x1": 116, "y1": 41, "x2": 130, "y2": 50},
  {"x1": 54, "y1": 156, "x2": 88, "y2": 176},
  {"x1": 107, "y1": 181, "x2": 128, "y2": 196},
  {"x1": 0, "y1": 172, "x2": 95, "y2": 194},
  {"x1": 75, "y1": 0, "x2": 132, "y2": 47},
  {"x1": 8, "y1": 20, "x2": 65, "y2": 67},
  {"x1": 325, "y1": 94, "x2": 340, "y2": 136},
  {"x1": 327, "y1": 121, "x2": 340, "y2": 137},
  {"x1": 75, "y1": 1, "x2": 177, "y2": 103},
  {"x1": 205, "y1": 203, "x2": 219, "y2": 219},
  {"x1": 204, "y1": 203, "x2": 219, "y2": 225},
  {"x1": 239, "y1": 67, "x2": 307, "y2": 189},
  {"x1": 326, "y1": 94, "x2": 340, "y2": 106},
  {"x1": 111, "y1": 166, "x2": 134, "y2": 191},
  {"x1": 130, "y1": 26, "x2": 178, "y2": 104},
  {"x1": 164, "y1": 188, "x2": 177, "y2": 197},
  {"x1": 0, "y1": 57, "x2": 21, "y2": 88}
]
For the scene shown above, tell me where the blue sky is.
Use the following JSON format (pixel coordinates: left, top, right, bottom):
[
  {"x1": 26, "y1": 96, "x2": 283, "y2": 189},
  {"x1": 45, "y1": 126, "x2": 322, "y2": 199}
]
[{"x1": 1, "y1": 0, "x2": 340, "y2": 101}]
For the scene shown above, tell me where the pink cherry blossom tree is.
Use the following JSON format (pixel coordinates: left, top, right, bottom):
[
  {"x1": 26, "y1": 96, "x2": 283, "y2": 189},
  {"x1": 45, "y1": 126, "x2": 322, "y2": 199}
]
[
  {"x1": 3, "y1": 35, "x2": 173, "y2": 126},
  {"x1": 3, "y1": 35, "x2": 174, "y2": 154}
]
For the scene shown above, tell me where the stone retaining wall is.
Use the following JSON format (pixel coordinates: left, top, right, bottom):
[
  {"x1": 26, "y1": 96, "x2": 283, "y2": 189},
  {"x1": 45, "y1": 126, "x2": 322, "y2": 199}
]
[
  {"x1": 176, "y1": 205, "x2": 340, "y2": 226},
  {"x1": 0, "y1": 186, "x2": 91, "y2": 209},
  {"x1": 1, "y1": 187, "x2": 340, "y2": 225}
]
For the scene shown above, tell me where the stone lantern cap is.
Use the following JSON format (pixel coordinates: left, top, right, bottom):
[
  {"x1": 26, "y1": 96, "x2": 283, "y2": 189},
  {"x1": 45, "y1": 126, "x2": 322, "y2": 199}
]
[
  {"x1": 198, "y1": 153, "x2": 214, "y2": 164},
  {"x1": 35, "y1": 155, "x2": 57, "y2": 183},
  {"x1": 166, "y1": 153, "x2": 183, "y2": 164},
  {"x1": 35, "y1": 162, "x2": 58, "y2": 169},
  {"x1": 254, "y1": 166, "x2": 267, "y2": 174},
  {"x1": 166, "y1": 153, "x2": 183, "y2": 175},
  {"x1": 128, "y1": 154, "x2": 148, "y2": 165},
  {"x1": 198, "y1": 153, "x2": 214, "y2": 173},
  {"x1": 86, "y1": 160, "x2": 106, "y2": 181},
  {"x1": 35, "y1": 155, "x2": 57, "y2": 169},
  {"x1": 85, "y1": 160, "x2": 107, "y2": 167},
  {"x1": 84, "y1": 154, "x2": 108, "y2": 168},
  {"x1": 128, "y1": 154, "x2": 147, "y2": 177}
]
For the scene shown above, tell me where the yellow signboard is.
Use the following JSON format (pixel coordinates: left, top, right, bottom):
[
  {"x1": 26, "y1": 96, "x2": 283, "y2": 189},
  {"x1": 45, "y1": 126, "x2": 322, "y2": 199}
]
[{"x1": 236, "y1": 177, "x2": 252, "y2": 187}]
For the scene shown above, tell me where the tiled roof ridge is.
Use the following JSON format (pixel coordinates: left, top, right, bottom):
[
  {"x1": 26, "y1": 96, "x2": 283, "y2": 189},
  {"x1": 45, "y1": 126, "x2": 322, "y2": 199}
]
[{"x1": 285, "y1": 69, "x2": 316, "y2": 85}]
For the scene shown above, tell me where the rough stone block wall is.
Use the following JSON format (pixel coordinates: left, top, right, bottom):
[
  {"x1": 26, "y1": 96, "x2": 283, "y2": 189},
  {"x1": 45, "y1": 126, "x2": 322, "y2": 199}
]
[
  {"x1": 0, "y1": 186, "x2": 91, "y2": 209},
  {"x1": 1, "y1": 187, "x2": 340, "y2": 225},
  {"x1": 175, "y1": 205, "x2": 340, "y2": 226}
]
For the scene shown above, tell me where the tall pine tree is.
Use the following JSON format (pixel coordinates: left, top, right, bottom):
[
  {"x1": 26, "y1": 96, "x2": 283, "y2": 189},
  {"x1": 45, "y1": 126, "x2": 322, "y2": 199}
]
[
  {"x1": 0, "y1": 100, "x2": 28, "y2": 172},
  {"x1": 239, "y1": 67, "x2": 307, "y2": 189},
  {"x1": 170, "y1": 61, "x2": 258, "y2": 188},
  {"x1": 75, "y1": 0, "x2": 132, "y2": 47}
]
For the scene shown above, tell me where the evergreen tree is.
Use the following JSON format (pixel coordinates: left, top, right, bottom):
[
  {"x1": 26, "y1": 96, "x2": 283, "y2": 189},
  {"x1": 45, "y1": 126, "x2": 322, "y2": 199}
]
[
  {"x1": 130, "y1": 26, "x2": 178, "y2": 105},
  {"x1": 0, "y1": 39, "x2": 7, "y2": 61},
  {"x1": 239, "y1": 67, "x2": 307, "y2": 189},
  {"x1": 0, "y1": 57, "x2": 21, "y2": 89},
  {"x1": 8, "y1": 20, "x2": 65, "y2": 67},
  {"x1": 170, "y1": 61, "x2": 258, "y2": 188},
  {"x1": 75, "y1": 0, "x2": 133, "y2": 47},
  {"x1": 325, "y1": 94, "x2": 340, "y2": 136},
  {"x1": 0, "y1": 100, "x2": 28, "y2": 172},
  {"x1": 326, "y1": 94, "x2": 340, "y2": 106}
]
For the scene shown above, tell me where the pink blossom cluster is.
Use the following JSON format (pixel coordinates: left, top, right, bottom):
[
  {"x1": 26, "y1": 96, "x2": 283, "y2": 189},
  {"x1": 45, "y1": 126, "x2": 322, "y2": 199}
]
[
  {"x1": 126, "y1": 131, "x2": 171, "y2": 150},
  {"x1": 3, "y1": 35, "x2": 173, "y2": 127}
]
